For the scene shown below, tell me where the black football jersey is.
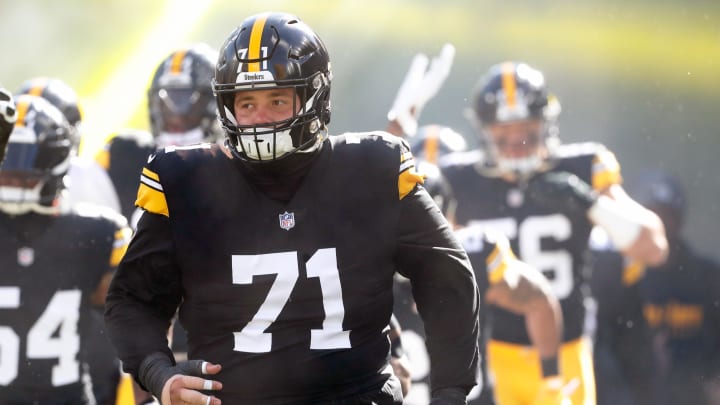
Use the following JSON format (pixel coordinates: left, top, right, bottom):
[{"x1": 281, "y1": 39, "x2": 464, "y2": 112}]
[
  {"x1": 441, "y1": 142, "x2": 622, "y2": 344},
  {"x1": 394, "y1": 229, "x2": 513, "y2": 404},
  {"x1": 105, "y1": 133, "x2": 479, "y2": 403},
  {"x1": 0, "y1": 206, "x2": 131, "y2": 403}
]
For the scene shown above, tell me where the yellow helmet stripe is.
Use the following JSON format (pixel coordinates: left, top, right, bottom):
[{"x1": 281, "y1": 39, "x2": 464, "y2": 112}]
[
  {"x1": 170, "y1": 50, "x2": 188, "y2": 74},
  {"x1": 248, "y1": 13, "x2": 270, "y2": 72},
  {"x1": 500, "y1": 62, "x2": 517, "y2": 108},
  {"x1": 14, "y1": 98, "x2": 30, "y2": 128},
  {"x1": 28, "y1": 78, "x2": 48, "y2": 97}
]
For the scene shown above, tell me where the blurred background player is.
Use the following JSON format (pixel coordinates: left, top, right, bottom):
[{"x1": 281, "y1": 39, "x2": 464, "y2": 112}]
[
  {"x1": 588, "y1": 226, "x2": 659, "y2": 405},
  {"x1": 96, "y1": 43, "x2": 221, "y2": 227},
  {"x1": 0, "y1": 86, "x2": 17, "y2": 163},
  {"x1": 630, "y1": 170, "x2": 720, "y2": 405},
  {"x1": 15, "y1": 77, "x2": 126, "y2": 405},
  {"x1": 440, "y1": 61, "x2": 668, "y2": 405},
  {"x1": 0, "y1": 94, "x2": 131, "y2": 403},
  {"x1": 16, "y1": 77, "x2": 121, "y2": 213}
]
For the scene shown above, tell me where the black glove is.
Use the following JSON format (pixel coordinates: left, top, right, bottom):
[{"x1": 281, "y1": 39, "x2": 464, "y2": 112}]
[
  {"x1": 527, "y1": 171, "x2": 597, "y2": 217},
  {"x1": 138, "y1": 352, "x2": 210, "y2": 401},
  {"x1": 0, "y1": 87, "x2": 17, "y2": 163},
  {"x1": 430, "y1": 387, "x2": 468, "y2": 405}
]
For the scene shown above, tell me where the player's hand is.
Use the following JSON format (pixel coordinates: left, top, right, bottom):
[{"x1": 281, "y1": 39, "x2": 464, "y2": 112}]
[
  {"x1": 527, "y1": 171, "x2": 597, "y2": 216},
  {"x1": 139, "y1": 352, "x2": 222, "y2": 405},
  {"x1": 429, "y1": 387, "x2": 467, "y2": 405},
  {"x1": 0, "y1": 87, "x2": 17, "y2": 162},
  {"x1": 531, "y1": 377, "x2": 576, "y2": 405}
]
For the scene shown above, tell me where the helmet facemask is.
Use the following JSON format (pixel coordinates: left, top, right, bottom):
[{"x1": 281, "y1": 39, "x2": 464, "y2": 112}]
[{"x1": 215, "y1": 71, "x2": 330, "y2": 163}]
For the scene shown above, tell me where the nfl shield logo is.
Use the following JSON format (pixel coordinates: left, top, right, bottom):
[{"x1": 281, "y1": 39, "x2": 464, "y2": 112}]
[
  {"x1": 279, "y1": 211, "x2": 295, "y2": 230},
  {"x1": 17, "y1": 247, "x2": 34, "y2": 267}
]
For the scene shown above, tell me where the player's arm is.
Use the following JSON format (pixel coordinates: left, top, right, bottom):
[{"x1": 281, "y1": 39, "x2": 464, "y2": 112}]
[
  {"x1": 527, "y1": 147, "x2": 668, "y2": 266},
  {"x1": 485, "y1": 258, "x2": 563, "y2": 375},
  {"x1": 396, "y1": 186, "x2": 479, "y2": 403},
  {"x1": 593, "y1": 183, "x2": 668, "y2": 266}
]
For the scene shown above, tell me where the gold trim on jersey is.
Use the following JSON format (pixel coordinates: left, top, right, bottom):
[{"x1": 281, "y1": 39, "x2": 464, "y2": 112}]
[
  {"x1": 644, "y1": 302, "x2": 704, "y2": 332},
  {"x1": 622, "y1": 259, "x2": 645, "y2": 286},
  {"x1": 248, "y1": 13, "x2": 270, "y2": 72},
  {"x1": 398, "y1": 152, "x2": 424, "y2": 200},
  {"x1": 109, "y1": 227, "x2": 132, "y2": 267},
  {"x1": 591, "y1": 150, "x2": 622, "y2": 190},
  {"x1": 501, "y1": 62, "x2": 517, "y2": 108},
  {"x1": 486, "y1": 239, "x2": 516, "y2": 284},
  {"x1": 95, "y1": 149, "x2": 110, "y2": 170},
  {"x1": 170, "y1": 49, "x2": 187, "y2": 74},
  {"x1": 136, "y1": 167, "x2": 169, "y2": 217}
]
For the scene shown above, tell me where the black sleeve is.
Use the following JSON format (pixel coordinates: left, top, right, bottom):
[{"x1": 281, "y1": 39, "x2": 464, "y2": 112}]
[
  {"x1": 395, "y1": 187, "x2": 480, "y2": 395},
  {"x1": 104, "y1": 211, "x2": 183, "y2": 381}
]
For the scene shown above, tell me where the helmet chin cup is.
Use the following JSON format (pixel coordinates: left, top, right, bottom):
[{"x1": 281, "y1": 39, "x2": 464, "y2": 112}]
[{"x1": 236, "y1": 127, "x2": 294, "y2": 161}]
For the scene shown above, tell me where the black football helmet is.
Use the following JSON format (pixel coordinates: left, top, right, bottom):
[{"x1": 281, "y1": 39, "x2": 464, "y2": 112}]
[
  {"x1": 469, "y1": 62, "x2": 561, "y2": 175},
  {"x1": 0, "y1": 95, "x2": 73, "y2": 214},
  {"x1": 409, "y1": 124, "x2": 467, "y2": 165},
  {"x1": 16, "y1": 77, "x2": 83, "y2": 151},
  {"x1": 148, "y1": 43, "x2": 221, "y2": 148},
  {"x1": 0, "y1": 87, "x2": 17, "y2": 163},
  {"x1": 213, "y1": 12, "x2": 332, "y2": 163}
]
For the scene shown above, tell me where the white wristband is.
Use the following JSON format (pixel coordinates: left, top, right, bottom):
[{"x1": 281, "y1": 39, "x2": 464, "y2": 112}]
[{"x1": 587, "y1": 195, "x2": 643, "y2": 250}]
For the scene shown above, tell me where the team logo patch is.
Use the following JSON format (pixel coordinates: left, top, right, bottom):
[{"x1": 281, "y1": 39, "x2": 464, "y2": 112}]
[
  {"x1": 17, "y1": 247, "x2": 34, "y2": 267},
  {"x1": 279, "y1": 211, "x2": 295, "y2": 230},
  {"x1": 507, "y1": 188, "x2": 524, "y2": 208}
]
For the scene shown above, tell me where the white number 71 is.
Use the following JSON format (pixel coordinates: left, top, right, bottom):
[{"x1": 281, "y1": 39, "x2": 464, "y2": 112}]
[{"x1": 232, "y1": 248, "x2": 351, "y2": 353}]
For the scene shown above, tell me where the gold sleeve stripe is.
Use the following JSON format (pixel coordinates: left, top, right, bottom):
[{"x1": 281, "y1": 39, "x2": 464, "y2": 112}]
[
  {"x1": 95, "y1": 149, "x2": 110, "y2": 170},
  {"x1": 622, "y1": 260, "x2": 646, "y2": 286},
  {"x1": 142, "y1": 167, "x2": 161, "y2": 183},
  {"x1": 398, "y1": 168, "x2": 425, "y2": 200},
  {"x1": 401, "y1": 151, "x2": 413, "y2": 163},
  {"x1": 170, "y1": 49, "x2": 188, "y2": 74},
  {"x1": 136, "y1": 168, "x2": 168, "y2": 216},
  {"x1": 486, "y1": 240, "x2": 516, "y2": 284},
  {"x1": 500, "y1": 62, "x2": 517, "y2": 107},
  {"x1": 136, "y1": 183, "x2": 169, "y2": 217},
  {"x1": 591, "y1": 150, "x2": 622, "y2": 190},
  {"x1": 109, "y1": 227, "x2": 132, "y2": 267},
  {"x1": 399, "y1": 156, "x2": 416, "y2": 173},
  {"x1": 248, "y1": 13, "x2": 269, "y2": 72}
]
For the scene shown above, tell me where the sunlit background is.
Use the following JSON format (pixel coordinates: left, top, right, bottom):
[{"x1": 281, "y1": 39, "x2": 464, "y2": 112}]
[{"x1": 1, "y1": 0, "x2": 718, "y2": 255}]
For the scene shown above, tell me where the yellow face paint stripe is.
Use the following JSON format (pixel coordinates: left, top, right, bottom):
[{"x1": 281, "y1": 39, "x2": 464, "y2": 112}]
[
  {"x1": 170, "y1": 50, "x2": 187, "y2": 74},
  {"x1": 500, "y1": 62, "x2": 517, "y2": 107},
  {"x1": 15, "y1": 99, "x2": 30, "y2": 128},
  {"x1": 248, "y1": 13, "x2": 269, "y2": 72}
]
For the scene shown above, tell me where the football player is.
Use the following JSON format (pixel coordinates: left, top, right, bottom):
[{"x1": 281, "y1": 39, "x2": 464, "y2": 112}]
[
  {"x1": 440, "y1": 61, "x2": 668, "y2": 405},
  {"x1": 104, "y1": 12, "x2": 480, "y2": 405},
  {"x1": 0, "y1": 94, "x2": 131, "y2": 403},
  {"x1": 16, "y1": 77, "x2": 122, "y2": 213},
  {"x1": 15, "y1": 77, "x2": 127, "y2": 405},
  {"x1": 0, "y1": 86, "x2": 16, "y2": 163},
  {"x1": 633, "y1": 170, "x2": 720, "y2": 405}
]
